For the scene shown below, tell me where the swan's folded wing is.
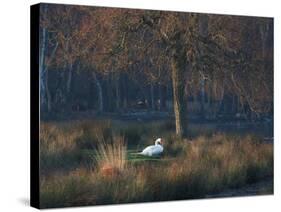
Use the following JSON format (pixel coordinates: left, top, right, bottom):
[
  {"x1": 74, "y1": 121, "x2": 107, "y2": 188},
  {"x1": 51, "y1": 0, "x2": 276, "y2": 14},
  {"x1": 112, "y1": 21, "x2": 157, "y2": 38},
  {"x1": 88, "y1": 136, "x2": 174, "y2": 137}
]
[
  {"x1": 141, "y1": 145, "x2": 154, "y2": 155},
  {"x1": 151, "y1": 146, "x2": 163, "y2": 155}
]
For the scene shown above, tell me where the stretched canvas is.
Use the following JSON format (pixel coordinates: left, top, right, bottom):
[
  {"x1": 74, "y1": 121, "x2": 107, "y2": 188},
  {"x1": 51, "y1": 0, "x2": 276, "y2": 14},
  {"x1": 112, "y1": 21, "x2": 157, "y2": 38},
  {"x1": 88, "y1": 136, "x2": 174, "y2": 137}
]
[{"x1": 30, "y1": 3, "x2": 274, "y2": 209}]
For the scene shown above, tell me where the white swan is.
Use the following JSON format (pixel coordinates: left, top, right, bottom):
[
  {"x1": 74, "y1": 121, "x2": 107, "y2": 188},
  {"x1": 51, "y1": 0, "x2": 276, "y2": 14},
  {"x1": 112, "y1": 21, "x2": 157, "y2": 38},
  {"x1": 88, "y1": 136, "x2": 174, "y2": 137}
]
[{"x1": 137, "y1": 138, "x2": 164, "y2": 157}]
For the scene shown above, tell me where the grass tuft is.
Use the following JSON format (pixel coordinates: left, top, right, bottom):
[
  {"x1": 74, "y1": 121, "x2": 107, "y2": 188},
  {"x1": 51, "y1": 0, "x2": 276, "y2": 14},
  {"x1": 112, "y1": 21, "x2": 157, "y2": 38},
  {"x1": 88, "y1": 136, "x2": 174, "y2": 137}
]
[{"x1": 95, "y1": 136, "x2": 127, "y2": 177}]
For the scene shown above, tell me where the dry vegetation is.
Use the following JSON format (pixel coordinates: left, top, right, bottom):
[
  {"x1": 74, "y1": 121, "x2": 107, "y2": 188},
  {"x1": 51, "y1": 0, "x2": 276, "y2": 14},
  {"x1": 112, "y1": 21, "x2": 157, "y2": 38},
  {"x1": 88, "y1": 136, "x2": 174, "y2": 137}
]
[{"x1": 39, "y1": 120, "x2": 273, "y2": 208}]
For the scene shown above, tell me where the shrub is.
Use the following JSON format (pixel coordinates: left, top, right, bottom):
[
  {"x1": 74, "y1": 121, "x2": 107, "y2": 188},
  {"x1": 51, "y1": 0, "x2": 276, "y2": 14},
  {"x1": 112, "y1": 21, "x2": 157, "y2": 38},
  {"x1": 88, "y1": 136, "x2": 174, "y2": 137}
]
[
  {"x1": 40, "y1": 123, "x2": 84, "y2": 174},
  {"x1": 160, "y1": 120, "x2": 175, "y2": 131},
  {"x1": 121, "y1": 126, "x2": 142, "y2": 146},
  {"x1": 76, "y1": 120, "x2": 112, "y2": 149}
]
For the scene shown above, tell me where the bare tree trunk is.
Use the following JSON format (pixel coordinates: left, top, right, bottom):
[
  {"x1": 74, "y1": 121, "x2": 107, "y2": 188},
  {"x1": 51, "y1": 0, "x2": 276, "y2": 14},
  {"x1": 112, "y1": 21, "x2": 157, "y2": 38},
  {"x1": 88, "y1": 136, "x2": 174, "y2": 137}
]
[
  {"x1": 192, "y1": 91, "x2": 198, "y2": 114},
  {"x1": 199, "y1": 15, "x2": 209, "y2": 119},
  {"x1": 259, "y1": 22, "x2": 270, "y2": 90},
  {"x1": 116, "y1": 75, "x2": 120, "y2": 111},
  {"x1": 39, "y1": 4, "x2": 58, "y2": 113},
  {"x1": 231, "y1": 95, "x2": 236, "y2": 114},
  {"x1": 150, "y1": 84, "x2": 155, "y2": 110},
  {"x1": 217, "y1": 78, "x2": 225, "y2": 115},
  {"x1": 45, "y1": 67, "x2": 52, "y2": 112},
  {"x1": 237, "y1": 96, "x2": 241, "y2": 113},
  {"x1": 66, "y1": 63, "x2": 73, "y2": 94},
  {"x1": 45, "y1": 42, "x2": 59, "y2": 113},
  {"x1": 200, "y1": 78, "x2": 205, "y2": 118},
  {"x1": 106, "y1": 75, "x2": 114, "y2": 112},
  {"x1": 162, "y1": 85, "x2": 167, "y2": 110},
  {"x1": 122, "y1": 74, "x2": 128, "y2": 110},
  {"x1": 64, "y1": 62, "x2": 76, "y2": 111},
  {"x1": 39, "y1": 14, "x2": 47, "y2": 107},
  {"x1": 207, "y1": 81, "x2": 211, "y2": 117},
  {"x1": 171, "y1": 48, "x2": 188, "y2": 138},
  {"x1": 158, "y1": 83, "x2": 165, "y2": 111},
  {"x1": 92, "y1": 72, "x2": 103, "y2": 112}
]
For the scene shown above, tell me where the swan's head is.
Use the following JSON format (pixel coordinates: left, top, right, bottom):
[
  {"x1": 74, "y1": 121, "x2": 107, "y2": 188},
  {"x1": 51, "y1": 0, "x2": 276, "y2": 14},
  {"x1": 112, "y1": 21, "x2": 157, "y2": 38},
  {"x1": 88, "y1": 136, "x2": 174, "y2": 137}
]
[{"x1": 155, "y1": 138, "x2": 163, "y2": 146}]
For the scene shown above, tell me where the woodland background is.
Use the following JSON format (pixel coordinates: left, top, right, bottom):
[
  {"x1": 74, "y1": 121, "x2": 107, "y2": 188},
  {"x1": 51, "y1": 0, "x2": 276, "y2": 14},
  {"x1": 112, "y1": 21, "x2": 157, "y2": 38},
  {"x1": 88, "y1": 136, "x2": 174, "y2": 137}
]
[{"x1": 40, "y1": 4, "x2": 273, "y2": 138}]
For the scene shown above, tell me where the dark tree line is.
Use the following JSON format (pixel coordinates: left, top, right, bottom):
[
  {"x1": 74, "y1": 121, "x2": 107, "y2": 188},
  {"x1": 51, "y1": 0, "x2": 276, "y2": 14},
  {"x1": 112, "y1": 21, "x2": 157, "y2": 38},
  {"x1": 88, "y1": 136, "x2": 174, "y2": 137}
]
[{"x1": 39, "y1": 4, "x2": 273, "y2": 137}]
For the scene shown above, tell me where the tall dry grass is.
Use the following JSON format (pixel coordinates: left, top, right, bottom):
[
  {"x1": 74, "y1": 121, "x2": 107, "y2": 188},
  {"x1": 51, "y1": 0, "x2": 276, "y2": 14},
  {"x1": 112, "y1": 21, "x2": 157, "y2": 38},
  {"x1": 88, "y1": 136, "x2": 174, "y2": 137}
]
[
  {"x1": 95, "y1": 136, "x2": 127, "y2": 177},
  {"x1": 40, "y1": 120, "x2": 114, "y2": 175},
  {"x1": 39, "y1": 121, "x2": 273, "y2": 208}
]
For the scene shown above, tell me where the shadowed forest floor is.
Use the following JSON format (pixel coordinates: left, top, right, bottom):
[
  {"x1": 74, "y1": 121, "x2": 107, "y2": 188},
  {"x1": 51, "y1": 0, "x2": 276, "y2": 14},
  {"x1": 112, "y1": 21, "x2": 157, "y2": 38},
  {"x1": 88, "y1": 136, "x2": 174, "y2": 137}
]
[{"x1": 39, "y1": 119, "x2": 273, "y2": 208}]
